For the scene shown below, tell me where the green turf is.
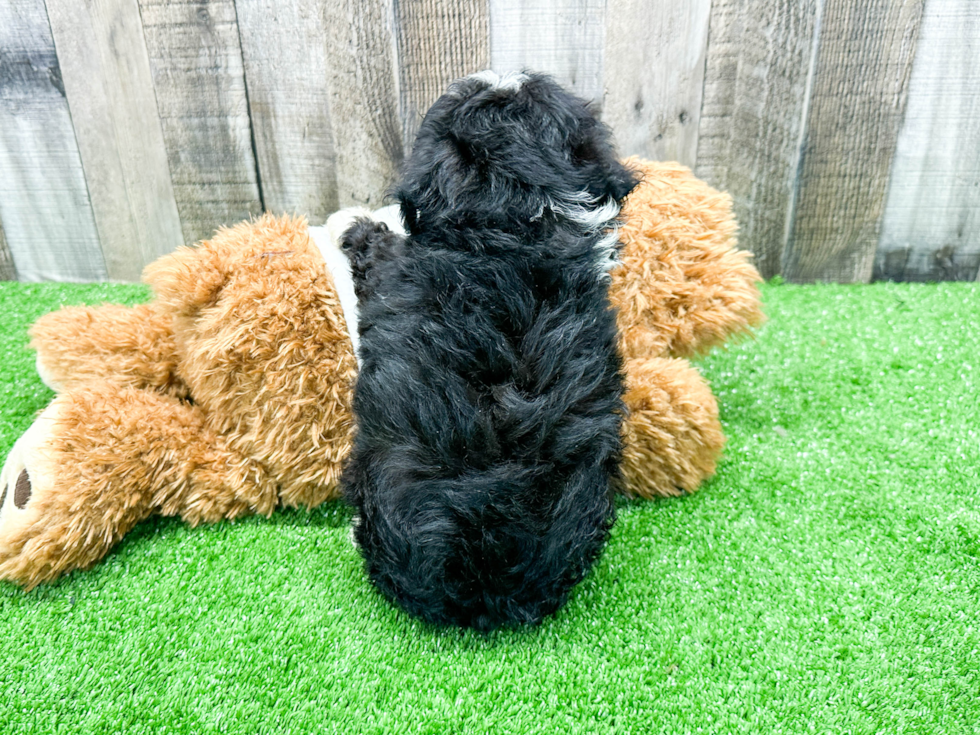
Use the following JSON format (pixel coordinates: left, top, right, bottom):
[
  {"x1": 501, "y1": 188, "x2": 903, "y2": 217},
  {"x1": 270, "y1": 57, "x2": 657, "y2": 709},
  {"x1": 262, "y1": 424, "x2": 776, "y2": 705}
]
[{"x1": 1, "y1": 281, "x2": 978, "y2": 734}]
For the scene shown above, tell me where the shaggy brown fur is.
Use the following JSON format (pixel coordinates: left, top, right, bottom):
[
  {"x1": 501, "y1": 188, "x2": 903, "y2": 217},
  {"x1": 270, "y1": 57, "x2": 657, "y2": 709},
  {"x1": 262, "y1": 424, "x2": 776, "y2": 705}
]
[
  {"x1": 143, "y1": 215, "x2": 358, "y2": 509},
  {"x1": 611, "y1": 158, "x2": 765, "y2": 361},
  {"x1": 29, "y1": 304, "x2": 188, "y2": 397},
  {"x1": 612, "y1": 159, "x2": 765, "y2": 498},
  {"x1": 1, "y1": 215, "x2": 357, "y2": 588},
  {"x1": 0, "y1": 161, "x2": 761, "y2": 588}
]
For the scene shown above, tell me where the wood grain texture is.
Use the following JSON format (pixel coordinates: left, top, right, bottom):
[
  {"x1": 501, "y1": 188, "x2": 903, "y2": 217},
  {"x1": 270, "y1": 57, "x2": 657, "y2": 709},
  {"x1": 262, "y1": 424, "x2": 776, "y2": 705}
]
[
  {"x1": 603, "y1": 0, "x2": 710, "y2": 167},
  {"x1": 695, "y1": 0, "x2": 819, "y2": 279},
  {"x1": 46, "y1": 0, "x2": 184, "y2": 281},
  {"x1": 139, "y1": 0, "x2": 261, "y2": 245},
  {"x1": 395, "y1": 0, "x2": 490, "y2": 149},
  {"x1": 235, "y1": 0, "x2": 340, "y2": 221},
  {"x1": 488, "y1": 0, "x2": 605, "y2": 104},
  {"x1": 0, "y1": 215, "x2": 16, "y2": 281},
  {"x1": 0, "y1": 0, "x2": 107, "y2": 282},
  {"x1": 322, "y1": 0, "x2": 404, "y2": 208},
  {"x1": 783, "y1": 0, "x2": 925, "y2": 283},
  {"x1": 874, "y1": 0, "x2": 980, "y2": 282}
]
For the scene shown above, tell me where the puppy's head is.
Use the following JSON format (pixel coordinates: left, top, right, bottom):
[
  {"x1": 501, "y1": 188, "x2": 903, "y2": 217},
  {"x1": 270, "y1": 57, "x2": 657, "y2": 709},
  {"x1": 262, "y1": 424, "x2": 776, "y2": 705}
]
[{"x1": 396, "y1": 71, "x2": 639, "y2": 233}]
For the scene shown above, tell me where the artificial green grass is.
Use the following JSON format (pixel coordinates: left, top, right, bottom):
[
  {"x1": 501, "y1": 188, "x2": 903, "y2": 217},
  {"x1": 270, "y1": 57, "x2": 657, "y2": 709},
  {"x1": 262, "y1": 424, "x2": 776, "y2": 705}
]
[{"x1": 1, "y1": 281, "x2": 978, "y2": 734}]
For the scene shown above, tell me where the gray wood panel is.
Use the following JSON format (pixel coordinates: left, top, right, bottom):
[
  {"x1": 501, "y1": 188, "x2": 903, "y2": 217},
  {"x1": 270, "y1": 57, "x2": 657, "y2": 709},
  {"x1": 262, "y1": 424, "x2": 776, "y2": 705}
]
[
  {"x1": 604, "y1": 0, "x2": 711, "y2": 167},
  {"x1": 0, "y1": 0, "x2": 107, "y2": 282},
  {"x1": 696, "y1": 0, "x2": 819, "y2": 279},
  {"x1": 139, "y1": 0, "x2": 261, "y2": 245},
  {"x1": 235, "y1": 0, "x2": 339, "y2": 222},
  {"x1": 0, "y1": 215, "x2": 16, "y2": 281},
  {"x1": 395, "y1": 0, "x2": 490, "y2": 150},
  {"x1": 488, "y1": 0, "x2": 605, "y2": 105},
  {"x1": 875, "y1": 0, "x2": 980, "y2": 282},
  {"x1": 46, "y1": 0, "x2": 184, "y2": 281},
  {"x1": 783, "y1": 0, "x2": 925, "y2": 283},
  {"x1": 322, "y1": 0, "x2": 403, "y2": 208}
]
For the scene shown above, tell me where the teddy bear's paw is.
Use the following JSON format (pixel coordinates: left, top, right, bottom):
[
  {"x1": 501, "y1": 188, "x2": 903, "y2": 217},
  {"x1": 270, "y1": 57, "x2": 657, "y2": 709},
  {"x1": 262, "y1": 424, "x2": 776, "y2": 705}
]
[
  {"x1": 0, "y1": 404, "x2": 64, "y2": 586},
  {"x1": 619, "y1": 357, "x2": 726, "y2": 499}
]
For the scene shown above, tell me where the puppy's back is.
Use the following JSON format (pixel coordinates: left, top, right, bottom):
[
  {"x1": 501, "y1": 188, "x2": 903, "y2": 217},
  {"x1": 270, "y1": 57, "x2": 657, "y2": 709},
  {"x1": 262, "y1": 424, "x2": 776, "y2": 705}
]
[{"x1": 343, "y1": 72, "x2": 636, "y2": 630}]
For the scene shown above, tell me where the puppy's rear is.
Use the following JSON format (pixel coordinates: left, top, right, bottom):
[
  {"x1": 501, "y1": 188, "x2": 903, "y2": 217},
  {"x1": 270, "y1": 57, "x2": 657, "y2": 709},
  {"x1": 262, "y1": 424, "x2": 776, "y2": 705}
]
[{"x1": 341, "y1": 72, "x2": 638, "y2": 630}]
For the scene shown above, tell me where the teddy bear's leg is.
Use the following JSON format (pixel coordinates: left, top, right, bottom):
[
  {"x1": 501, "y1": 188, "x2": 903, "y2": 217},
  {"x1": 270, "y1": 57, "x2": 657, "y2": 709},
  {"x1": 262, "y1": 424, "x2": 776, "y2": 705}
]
[
  {"x1": 618, "y1": 356, "x2": 726, "y2": 499},
  {"x1": 611, "y1": 157, "x2": 765, "y2": 361},
  {"x1": 0, "y1": 385, "x2": 277, "y2": 589},
  {"x1": 29, "y1": 303, "x2": 187, "y2": 397}
]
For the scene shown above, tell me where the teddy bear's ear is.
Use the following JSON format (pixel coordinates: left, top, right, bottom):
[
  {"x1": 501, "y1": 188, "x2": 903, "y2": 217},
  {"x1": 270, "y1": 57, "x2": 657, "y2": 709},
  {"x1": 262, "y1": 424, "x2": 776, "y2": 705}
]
[
  {"x1": 143, "y1": 214, "x2": 313, "y2": 318},
  {"x1": 142, "y1": 243, "x2": 229, "y2": 317}
]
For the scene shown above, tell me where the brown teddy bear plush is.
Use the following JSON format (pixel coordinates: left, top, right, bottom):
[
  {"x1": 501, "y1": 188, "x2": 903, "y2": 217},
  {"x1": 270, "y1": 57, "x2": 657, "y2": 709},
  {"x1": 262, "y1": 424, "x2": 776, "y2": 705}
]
[{"x1": 0, "y1": 158, "x2": 763, "y2": 589}]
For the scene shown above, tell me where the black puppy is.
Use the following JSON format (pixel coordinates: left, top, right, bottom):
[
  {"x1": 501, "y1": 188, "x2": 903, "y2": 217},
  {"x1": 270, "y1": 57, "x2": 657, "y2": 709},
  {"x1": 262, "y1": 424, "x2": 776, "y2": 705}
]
[{"x1": 341, "y1": 71, "x2": 638, "y2": 630}]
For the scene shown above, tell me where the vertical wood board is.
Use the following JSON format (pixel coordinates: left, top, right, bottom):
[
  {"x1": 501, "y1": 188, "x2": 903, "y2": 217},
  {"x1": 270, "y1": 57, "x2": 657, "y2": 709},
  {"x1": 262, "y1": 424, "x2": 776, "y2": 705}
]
[
  {"x1": 46, "y1": 0, "x2": 184, "y2": 281},
  {"x1": 875, "y1": 0, "x2": 980, "y2": 282},
  {"x1": 603, "y1": 0, "x2": 711, "y2": 167},
  {"x1": 696, "y1": 0, "x2": 819, "y2": 279},
  {"x1": 235, "y1": 0, "x2": 340, "y2": 221},
  {"x1": 0, "y1": 0, "x2": 107, "y2": 281},
  {"x1": 139, "y1": 0, "x2": 262, "y2": 245},
  {"x1": 783, "y1": 0, "x2": 925, "y2": 283},
  {"x1": 488, "y1": 0, "x2": 605, "y2": 105},
  {"x1": 322, "y1": 0, "x2": 404, "y2": 208},
  {"x1": 0, "y1": 215, "x2": 17, "y2": 281},
  {"x1": 394, "y1": 0, "x2": 490, "y2": 150}
]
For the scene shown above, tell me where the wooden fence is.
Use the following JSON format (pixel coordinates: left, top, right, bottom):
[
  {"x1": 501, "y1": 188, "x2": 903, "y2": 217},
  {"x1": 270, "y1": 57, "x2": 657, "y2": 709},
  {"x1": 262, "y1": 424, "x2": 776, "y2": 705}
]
[{"x1": 0, "y1": 0, "x2": 977, "y2": 283}]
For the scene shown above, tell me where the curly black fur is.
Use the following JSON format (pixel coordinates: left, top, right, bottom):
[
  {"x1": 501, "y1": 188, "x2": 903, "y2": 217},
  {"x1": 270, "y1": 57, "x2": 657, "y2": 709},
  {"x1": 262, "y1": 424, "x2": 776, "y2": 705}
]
[{"x1": 341, "y1": 72, "x2": 639, "y2": 630}]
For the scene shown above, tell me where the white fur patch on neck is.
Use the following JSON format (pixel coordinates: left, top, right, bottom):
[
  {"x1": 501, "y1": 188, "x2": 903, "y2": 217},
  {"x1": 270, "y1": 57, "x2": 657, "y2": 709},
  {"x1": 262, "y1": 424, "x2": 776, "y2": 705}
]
[
  {"x1": 550, "y1": 193, "x2": 623, "y2": 277},
  {"x1": 551, "y1": 193, "x2": 620, "y2": 230}
]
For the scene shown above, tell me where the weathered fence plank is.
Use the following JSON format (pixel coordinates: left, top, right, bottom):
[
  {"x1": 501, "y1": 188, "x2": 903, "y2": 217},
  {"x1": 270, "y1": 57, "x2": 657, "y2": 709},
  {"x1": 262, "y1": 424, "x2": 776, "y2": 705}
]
[
  {"x1": 783, "y1": 0, "x2": 925, "y2": 283},
  {"x1": 488, "y1": 0, "x2": 605, "y2": 105},
  {"x1": 696, "y1": 0, "x2": 819, "y2": 279},
  {"x1": 395, "y1": 0, "x2": 490, "y2": 150},
  {"x1": 46, "y1": 0, "x2": 184, "y2": 281},
  {"x1": 603, "y1": 0, "x2": 710, "y2": 167},
  {"x1": 235, "y1": 0, "x2": 339, "y2": 221},
  {"x1": 0, "y1": 217, "x2": 16, "y2": 281},
  {"x1": 139, "y1": 0, "x2": 261, "y2": 245},
  {"x1": 321, "y1": 0, "x2": 404, "y2": 208},
  {"x1": 2, "y1": 0, "x2": 977, "y2": 283},
  {"x1": 874, "y1": 0, "x2": 980, "y2": 282},
  {"x1": 0, "y1": 0, "x2": 107, "y2": 282}
]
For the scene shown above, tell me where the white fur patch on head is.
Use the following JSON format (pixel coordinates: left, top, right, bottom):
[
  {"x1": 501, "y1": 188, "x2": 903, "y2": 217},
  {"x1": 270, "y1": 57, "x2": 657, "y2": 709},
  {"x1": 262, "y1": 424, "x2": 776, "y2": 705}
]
[{"x1": 464, "y1": 70, "x2": 528, "y2": 92}]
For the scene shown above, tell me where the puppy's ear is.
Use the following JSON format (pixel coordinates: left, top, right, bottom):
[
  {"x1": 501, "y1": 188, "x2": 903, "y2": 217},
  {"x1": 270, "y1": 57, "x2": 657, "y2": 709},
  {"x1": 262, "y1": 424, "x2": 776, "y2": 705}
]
[
  {"x1": 604, "y1": 159, "x2": 640, "y2": 203},
  {"x1": 399, "y1": 199, "x2": 418, "y2": 233},
  {"x1": 571, "y1": 123, "x2": 639, "y2": 203}
]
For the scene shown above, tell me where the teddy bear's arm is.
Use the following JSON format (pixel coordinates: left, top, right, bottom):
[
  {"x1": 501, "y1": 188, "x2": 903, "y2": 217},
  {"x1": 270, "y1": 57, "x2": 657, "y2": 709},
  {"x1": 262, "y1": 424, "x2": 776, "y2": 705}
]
[{"x1": 29, "y1": 303, "x2": 188, "y2": 398}]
